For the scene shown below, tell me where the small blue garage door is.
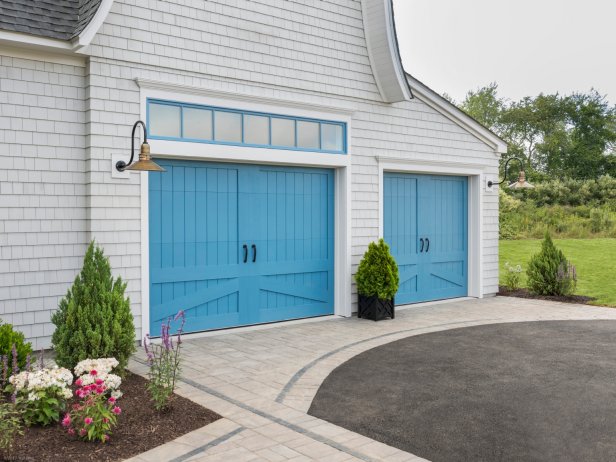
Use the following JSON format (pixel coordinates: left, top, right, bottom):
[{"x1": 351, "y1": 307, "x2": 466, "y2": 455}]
[
  {"x1": 384, "y1": 172, "x2": 468, "y2": 305},
  {"x1": 149, "y1": 159, "x2": 335, "y2": 335}
]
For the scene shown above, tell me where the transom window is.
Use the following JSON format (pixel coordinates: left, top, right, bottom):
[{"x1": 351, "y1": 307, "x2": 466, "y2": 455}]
[{"x1": 147, "y1": 99, "x2": 347, "y2": 154}]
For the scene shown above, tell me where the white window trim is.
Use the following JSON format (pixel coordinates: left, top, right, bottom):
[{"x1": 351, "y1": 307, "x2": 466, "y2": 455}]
[
  {"x1": 138, "y1": 86, "x2": 353, "y2": 337},
  {"x1": 376, "y1": 156, "x2": 485, "y2": 300}
]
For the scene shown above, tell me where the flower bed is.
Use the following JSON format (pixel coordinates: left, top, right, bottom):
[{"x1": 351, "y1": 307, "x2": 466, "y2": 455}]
[{"x1": 3, "y1": 372, "x2": 220, "y2": 461}]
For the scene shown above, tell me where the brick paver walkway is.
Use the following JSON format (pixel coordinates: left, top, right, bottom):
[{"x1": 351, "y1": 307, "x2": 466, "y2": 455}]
[{"x1": 126, "y1": 297, "x2": 616, "y2": 461}]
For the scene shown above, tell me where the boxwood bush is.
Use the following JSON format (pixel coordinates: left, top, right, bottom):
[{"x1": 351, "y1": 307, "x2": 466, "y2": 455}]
[
  {"x1": 0, "y1": 321, "x2": 33, "y2": 373},
  {"x1": 355, "y1": 239, "x2": 399, "y2": 300}
]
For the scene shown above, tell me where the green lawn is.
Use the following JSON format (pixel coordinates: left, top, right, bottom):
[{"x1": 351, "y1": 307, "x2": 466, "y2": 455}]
[{"x1": 499, "y1": 239, "x2": 616, "y2": 307}]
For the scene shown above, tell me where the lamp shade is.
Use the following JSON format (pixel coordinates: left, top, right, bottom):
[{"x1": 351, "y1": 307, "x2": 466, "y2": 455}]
[
  {"x1": 508, "y1": 170, "x2": 534, "y2": 189},
  {"x1": 124, "y1": 142, "x2": 165, "y2": 172}
]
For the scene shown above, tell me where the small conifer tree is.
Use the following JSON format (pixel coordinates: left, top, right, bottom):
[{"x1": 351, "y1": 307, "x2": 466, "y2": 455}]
[
  {"x1": 51, "y1": 241, "x2": 135, "y2": 375},
  {"x1": 526, "y1": 233, "x2": 576, "y2": 296},
  {"x1": 355, "y1": 239, "x2": 399, "y2": 300}
]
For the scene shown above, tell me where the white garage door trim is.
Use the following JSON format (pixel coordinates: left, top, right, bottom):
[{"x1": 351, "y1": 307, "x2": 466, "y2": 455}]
[{"x1": 377, "y1": 156, "x2": 485, "y2": 300}]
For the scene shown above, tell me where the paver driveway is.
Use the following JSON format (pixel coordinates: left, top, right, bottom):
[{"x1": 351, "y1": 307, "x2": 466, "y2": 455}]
[{"x1": 126, "y1": 297, "x2": 616, "y2": 462}]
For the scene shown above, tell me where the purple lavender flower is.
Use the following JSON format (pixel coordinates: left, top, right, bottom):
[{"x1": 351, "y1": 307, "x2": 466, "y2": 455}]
[
  {"x1": 1, "y1": 355, "x2": 7, "y2": 387},
  {"x1": 11, "y1": 343, "x2": 18, "y2": 375},
  {"x1": 25, "y1": 353, "x2": 31, "y2": 372}
]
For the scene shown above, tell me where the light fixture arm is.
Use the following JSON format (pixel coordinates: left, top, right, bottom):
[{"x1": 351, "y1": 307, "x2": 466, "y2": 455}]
[
  {"x1": 116, "y1": 120, "x2": 148, "y2": 172},
  {"x1": 488, "y1": 156, "x2": 526, "y2": 187}
]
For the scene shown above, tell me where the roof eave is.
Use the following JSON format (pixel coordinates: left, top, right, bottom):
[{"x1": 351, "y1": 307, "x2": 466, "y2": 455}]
[{"x1": 0, "y1": 0, "x2": 113, "y2": 54}]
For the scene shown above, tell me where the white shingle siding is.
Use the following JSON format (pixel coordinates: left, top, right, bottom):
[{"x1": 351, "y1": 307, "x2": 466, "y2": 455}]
[
  {"x1": 1, "y1": 0, "x2": 500, "y2": 346},
  {"x1": 0, "y1": 56, "x2": 88, "y2": 349}
]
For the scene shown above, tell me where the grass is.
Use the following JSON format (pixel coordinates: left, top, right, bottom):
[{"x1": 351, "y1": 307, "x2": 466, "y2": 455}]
[{"x1": 499, "y1": 238, "x2": 616, "y2": 307}]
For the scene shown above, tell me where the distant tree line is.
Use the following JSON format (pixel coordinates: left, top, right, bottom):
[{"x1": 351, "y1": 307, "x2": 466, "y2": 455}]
[{"x1": 450, "y1": 84, "x2": 616, "y2": 180}]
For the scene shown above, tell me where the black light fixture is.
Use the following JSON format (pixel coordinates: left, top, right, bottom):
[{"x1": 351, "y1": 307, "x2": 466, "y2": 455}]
[
  {"x1": 115, "y1": 120, "x2": 165, "y2": 172},
  {"x1": 488, "y1": 156, "x2": 534, "y2": 189}
]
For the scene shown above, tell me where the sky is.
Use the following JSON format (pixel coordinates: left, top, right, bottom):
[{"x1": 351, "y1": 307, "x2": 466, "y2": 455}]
[{"x1": 393, "y1": 0, "x2": 616, "y2": 105}]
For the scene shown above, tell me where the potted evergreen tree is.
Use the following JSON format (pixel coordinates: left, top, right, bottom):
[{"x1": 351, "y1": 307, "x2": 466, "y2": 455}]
[{"x1": 355, "y1": 239, "x2": 399, "y2": 321}]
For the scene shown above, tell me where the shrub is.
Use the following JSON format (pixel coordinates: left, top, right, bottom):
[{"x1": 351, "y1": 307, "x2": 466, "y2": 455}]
[
  {"x1": 355, "y1": 239, "x2": 399, "y2": 300},
  {"x1": 51, "y1": 241, "x2": 136, "y2": 376},
  {"x1": 144, "y1": 311, "x2": 185, "y2": 411},
  {"x1": 526, "y1": 233, "x2": 577, "y2": 296},
  {"x1": 0, "y1": 402, "x2": 23, "y2": 456},
  {"x1": 8, "y1": 366, "x2": 73, "y2": 426},
  {"x1": 63, "y1": 361, "x2": 123, "y2": 443},
  {"x1": 0, "y1": 322, "x2": 33, "y2": 373},
  {"x1": 503, "y1": 262, "x2": 523, "y2": 291}
]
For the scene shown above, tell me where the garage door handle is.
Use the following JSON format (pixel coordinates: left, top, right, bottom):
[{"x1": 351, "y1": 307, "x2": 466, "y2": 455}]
[
  {"x1": 425, "y1": 238, "x2": 430, "y2": 253},
  {"x1": 243, "y1": 244, "x2": 248, "y2": 263},
  {"x1": 419, "y1": 238, "x2": 424, "y2": 253},
  {"x1": 252, "y1": 244, "x2": 257, "y2": 262}
]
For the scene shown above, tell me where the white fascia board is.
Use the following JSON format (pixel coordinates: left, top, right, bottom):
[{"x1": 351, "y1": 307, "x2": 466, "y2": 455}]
[
  {"x1": 0, "y1": 30, "x2": 74, "y2": 53},
  {"x1": 361, "y1": 0, "x2": 412, "y2": 103},
  {"x1": 72, "y1": 0, "x2": 115, "y2": 51},
  {"x1": 407, "y1": 75, "x2": 508, "y2": 155}
]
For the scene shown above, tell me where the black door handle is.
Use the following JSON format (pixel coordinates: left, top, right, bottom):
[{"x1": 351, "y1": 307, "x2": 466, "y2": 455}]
[
  {"x1": 243, "y1": 244, "x2": 248, "y2": 263},
  {"x1": 419, "y1": 238, "x2": 424, "y2": 253},
  {"x1": 425, "y1": 238, "x2": 430, "y2": 253},
  {"x1": 252, "y1": 244, "x2": 257, "y2": 263}
]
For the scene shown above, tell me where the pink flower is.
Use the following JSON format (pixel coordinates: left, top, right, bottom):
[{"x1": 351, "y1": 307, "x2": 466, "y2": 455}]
[
  {"x1": 61, "y1": 414, "x2": 71, "y2": 427},
  {"x1": 104, "y1": 435, "x2": 110, "y2": 442},
  {"x1": 95, "y1": 378, "x2": 104, "y2": 385},
  {"x1": 95, "y1": 386, "x2": 105, "y2": 395},
  {"x1": 79, "y1": 428, "x2": 86, "y2": 437},
  {"x1": 84, "y1": 417, "x2": 93, "y2": 425},
  {"x1": 108, "y1": 396, "x2": 116, "y2": 404},
  {"x1": 67, "y1": 428, "x2": 75, "y2": 435},
  {"x1": 75, "y1": 378, "x2": 83, "y2": 386},
  {"x1": 90, "y1": 370, "x2": 97, "y2": 376},
  {"x1": 103, "y1": 417, "x2": 109, "y2": 424},
  {"x1": 112, "y1": 406, "x2": 122, "y2": 415}
]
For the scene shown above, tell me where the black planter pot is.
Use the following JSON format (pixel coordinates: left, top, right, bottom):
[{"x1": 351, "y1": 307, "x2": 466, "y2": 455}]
[{"x1": 357, "y1": 294, "x2": 395, "y2": 321}]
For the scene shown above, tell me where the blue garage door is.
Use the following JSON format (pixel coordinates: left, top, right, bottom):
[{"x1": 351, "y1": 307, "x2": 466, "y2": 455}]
[
  {"x1": 384, "y1": 173, "x2": 468, "y2": 305},
  {"x1": 149, "y1": 159, "x2": 334, "y2": 335}
]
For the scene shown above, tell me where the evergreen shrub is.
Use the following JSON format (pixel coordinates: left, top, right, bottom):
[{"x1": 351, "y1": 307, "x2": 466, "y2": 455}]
[
  {"x1": 355, "y1": 239, "x2": 399, "y2": 300},
  {"x1": 51, "y1": 241, "x2": 135, "y2": 375},
  {"x1": 526, "y1": 233, "x2": 577, "y2": 296}
]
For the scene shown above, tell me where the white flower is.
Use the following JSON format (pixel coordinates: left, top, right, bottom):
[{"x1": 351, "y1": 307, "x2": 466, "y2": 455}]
[
  {"x1": 110, "y1": 390, "x2": 123, "y2": 400},
  {"x1": 74, "y1": 358, "x2": 119, "y2": 376},
  {"x1": 28, "y1": 392, "x2": 40, "y2": 401}
]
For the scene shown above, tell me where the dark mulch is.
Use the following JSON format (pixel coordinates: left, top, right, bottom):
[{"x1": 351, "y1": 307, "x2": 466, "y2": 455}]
[
  {"x1": 2, "y1": 373, "x2": 220, "y2": 462},
  {"x1": 498, "y1": 286, "x2": 596, "y2": 305}
]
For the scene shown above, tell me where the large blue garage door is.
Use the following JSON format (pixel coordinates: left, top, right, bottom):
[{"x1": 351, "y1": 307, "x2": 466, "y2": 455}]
[
  {"x1": 384, "y1": 172, "x2": 468, "y2": 305},
  {"x1": 149, "y1": 159, "x2": 334, "y2": 335}
]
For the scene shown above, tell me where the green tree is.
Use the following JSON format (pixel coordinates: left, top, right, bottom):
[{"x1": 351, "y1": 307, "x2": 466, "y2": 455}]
[
  {"x1": 459, "y1": 82, "x2": 504, "y2": 130},
  {"x1": 51, "y1": 241, "x2": 135, "y2": 375}
]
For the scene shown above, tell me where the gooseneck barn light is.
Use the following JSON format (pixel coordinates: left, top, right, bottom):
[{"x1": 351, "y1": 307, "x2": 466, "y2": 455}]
[
  {"x1": 488, "y1": 156, "x2": 534, "y2": 189},
  {"x1": 115, "y1": 120, "x2": 165, "y2": 172}
]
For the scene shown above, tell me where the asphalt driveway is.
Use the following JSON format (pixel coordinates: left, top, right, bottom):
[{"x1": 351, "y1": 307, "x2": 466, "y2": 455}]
[{"x1": 308, "y1": 320, "x2": 616, "y2": 462}]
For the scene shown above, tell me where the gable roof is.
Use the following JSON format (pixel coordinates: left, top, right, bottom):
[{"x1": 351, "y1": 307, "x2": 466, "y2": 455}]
[
  {"x1": 406, "y1": 74, "x2": 508, "y2": 154},
  {"x1": 0, "y1": 0, "x2": 101, "y2": 41}
]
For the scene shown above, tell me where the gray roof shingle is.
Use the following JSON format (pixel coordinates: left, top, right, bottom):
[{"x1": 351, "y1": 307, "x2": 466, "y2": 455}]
[{"x1": 0, "y1": 0, "x2": 102, "y2": 41}]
